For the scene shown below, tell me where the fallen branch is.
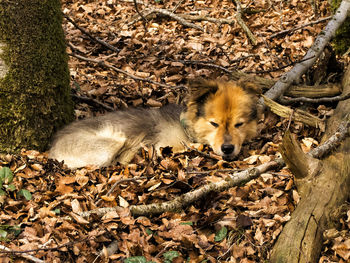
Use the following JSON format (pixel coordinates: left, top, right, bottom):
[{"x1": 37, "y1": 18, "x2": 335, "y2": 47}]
[
  {"x1": 262, "y1": 95, "x2": 325, "y2": 130},
  {"x1": 129, "y1": 159, "x2": 284, "y2": 216},
  {"x1": 282, "y1": 92, "x2": 350, "y2": 104},
  {"x1": 308, "y1": 113, "x2": 350, "y2": 159},
  {"x1": 269, "y1": 16, "x2": 332, "y2": 38},
  {"x1": 262, "y1": 1, "x2": 350, "y2": 104},
  {"x1": 284, "y1": 83, "x2": 341, "y2": 98},
  {"x1": 127, "y1": 4, "x2": 236, "y2": 27},
  {"x1": 234, "y1": 0, "x2": 257, "y2": 45},
  {"x1": 0, "y1": 244, "x2": 45, "y2": 263},
  {"x1": 139, "y1": 8, "x2": 204, "y2": 31}
]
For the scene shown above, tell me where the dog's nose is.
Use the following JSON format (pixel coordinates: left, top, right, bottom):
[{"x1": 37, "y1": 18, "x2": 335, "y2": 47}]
[{"x1": 221, "y1": 144, "x2": 235, "y2": 155}]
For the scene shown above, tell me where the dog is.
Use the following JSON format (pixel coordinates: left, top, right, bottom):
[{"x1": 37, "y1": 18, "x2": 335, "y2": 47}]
[{"x1": 49, "y1": 80, "x2": 260, "y2": 169}]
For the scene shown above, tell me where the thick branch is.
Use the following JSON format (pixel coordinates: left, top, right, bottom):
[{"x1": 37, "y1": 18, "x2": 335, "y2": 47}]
[
  {"x1": 270, "y1": 64, "x2": 350, "y2": 263},
  {"x1": 282, "y1": 92, "x2": 350, "y2": 104},
  {"x1": 129, "y1": 159, "x2": 284, "y2": 216},
  {"x1": 262, "y1": 95, "x2": 325, "y2": 130},
  {"x1": 262, "y1": 0, "x2": 350, "y2": 103}
]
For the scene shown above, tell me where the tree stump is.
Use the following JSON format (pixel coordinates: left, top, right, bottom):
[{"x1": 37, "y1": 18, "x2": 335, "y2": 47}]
[{"x1": 270, "y1": 67, "x2": 350, "y2": 262}]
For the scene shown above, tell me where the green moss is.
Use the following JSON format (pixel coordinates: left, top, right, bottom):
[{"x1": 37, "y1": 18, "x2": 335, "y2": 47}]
[
  {"x1": 0, "y1": 0, "x2": 74, "y2": 153},
  {"x1": 330, "y1": 0, "x2": 350, "y2": 54}
]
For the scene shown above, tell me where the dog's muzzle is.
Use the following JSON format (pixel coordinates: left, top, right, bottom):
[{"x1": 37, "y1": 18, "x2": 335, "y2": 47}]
[{"x1": 221, "y1": 144, "x2": 236, "y2": 161}]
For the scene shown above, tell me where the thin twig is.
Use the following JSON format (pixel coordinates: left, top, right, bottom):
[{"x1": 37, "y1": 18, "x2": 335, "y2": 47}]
[
  {"x1": 147, "y1": 8, "x2": 204, "y2": 31},
  {"x1": 176, "y1": 59, "x2": 232, "y2": 73},
  {"x1": 69, "y1": 52, "x2": 185, "y2": 90},
  {"x1": 95, "y1": 176, "x2": 146, "y2": 206},
  {"x1": 0, "y1": 238, "x2": 89, "y2": 254},
  {"x1": 269, "y1": 16, "x2": 332, "y2": 38},
  {"x1": 179, "y1": 14, "x2": 235, "y2": 25},
  {"x1": 245, "y1": 55, "x2": 316, "y2": 74},
  {"x1": 63, "y1": 14, "x2": 119, "y2": 52},
  {"x1": 187, "y1": 169, "x2": 240, "y2": 174},
  {"x1": 0, "y1": 245, "x2": 45, "y2": 263},
  {"x1": 133, "y1": 0, "x2": 148, "y2": 34},
  {"x1": 172, "y1": 0, "x2": 185, "y2": 13},
  {"x1": 72, "y1": 94, "x2": 115, "y2": 112}
]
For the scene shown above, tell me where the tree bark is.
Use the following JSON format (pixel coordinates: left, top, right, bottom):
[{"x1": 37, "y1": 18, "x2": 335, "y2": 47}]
[
  {"x1": 0, "y1": 0, "x2": 73, "y2": 153},
  {"x1": 270, "y1": 67, "x2": 350, "y2": 262}
]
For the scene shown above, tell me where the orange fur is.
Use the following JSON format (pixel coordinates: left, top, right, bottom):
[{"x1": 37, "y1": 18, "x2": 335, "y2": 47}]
[{"x1": 181, "y1": 80, "x2": 260, "y2": 160}]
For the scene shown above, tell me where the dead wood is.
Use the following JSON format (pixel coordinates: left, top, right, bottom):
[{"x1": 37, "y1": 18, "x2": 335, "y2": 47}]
[
  {"x1": 234, "y1": 0, "x2": 257, "y2": 45},
  {"x1": 262, "y1": 1, "x2": 350, "y2": 104},
  {"x1": 0, "y1": 244, "x2": 45, "y2": 263},
  {"x1": 134, "y1": 7, "x2": 204, "y2": 31},
  {"x1": 230, "y1": 71, "x2": 342, "y2": 98},
  {"x1": 129, "y1": 159, "x2": 284, "y2": 216},
  {"x1": 270, "y1": 66, "x2": 350, "y2": 263},
  {"x1": 284, "y1": 83, "x2": 342, "y2": 98},
  {"x1": 262, "y1": 95, "x2": 325, "y2": 130},
  {"x1": 282, "y1": 92, "x2": 350, "y2": 104}
]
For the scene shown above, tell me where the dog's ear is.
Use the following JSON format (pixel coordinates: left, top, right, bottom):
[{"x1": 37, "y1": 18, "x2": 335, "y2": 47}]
[
  {"x1": 238, "y1": 79, "x2": 262, "y2": 95},
  {"x1": 187, "y1": 79, "x2": 218, "y2": 104}
]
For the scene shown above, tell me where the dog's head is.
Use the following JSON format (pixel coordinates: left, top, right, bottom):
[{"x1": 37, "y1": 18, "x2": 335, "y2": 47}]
[{"x1": 181, "y1": 79, "x2": 261, "y2": 161}]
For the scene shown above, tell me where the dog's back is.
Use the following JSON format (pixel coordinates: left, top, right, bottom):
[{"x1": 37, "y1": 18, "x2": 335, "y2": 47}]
[{"x1": 49, "y1": 104, "x2": 185, "y2": 168}]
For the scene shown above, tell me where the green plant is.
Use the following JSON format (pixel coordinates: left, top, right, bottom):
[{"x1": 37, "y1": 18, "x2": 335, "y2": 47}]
[
  {"x1": 0, "y1": 225, "x2": 21, "y2": 241},
  {"x1": 0, "y1": 167, "x2": 15, "y2": 196},
  {"x1": 0, "y1": 167, "x2": 32, "y2": 201}
]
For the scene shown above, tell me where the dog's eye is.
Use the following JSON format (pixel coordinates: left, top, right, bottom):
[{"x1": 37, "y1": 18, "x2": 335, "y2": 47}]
[
  {"x1": 210, "y1": 121, "x2": 219, "y2": 127},
  {"x1": 235, "y1": 122, "x2": 244, "y2": 128}
]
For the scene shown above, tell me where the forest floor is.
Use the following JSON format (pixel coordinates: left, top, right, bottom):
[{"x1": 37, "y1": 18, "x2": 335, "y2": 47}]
[{"x1": 0, "y1": 0, "x2": 349, "y2": 262}]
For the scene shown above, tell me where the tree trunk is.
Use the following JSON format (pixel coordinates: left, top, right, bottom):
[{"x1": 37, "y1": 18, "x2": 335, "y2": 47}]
[
  {"x1": 0, "y1": 0, "x2": 73, "y2": 153},
  {"x1": 270, "y1": 67, "x2": 350, "y2": 262}
]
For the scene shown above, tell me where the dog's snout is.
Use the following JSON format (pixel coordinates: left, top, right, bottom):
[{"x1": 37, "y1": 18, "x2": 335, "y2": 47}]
[{"x1": 221, "y1": 144, "x2": 235, "y2": 155}]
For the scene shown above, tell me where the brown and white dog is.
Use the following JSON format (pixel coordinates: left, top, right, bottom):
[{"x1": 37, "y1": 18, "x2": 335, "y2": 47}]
[{"x1": 49, "y1": 80, "x2": 260, "y2": 168}]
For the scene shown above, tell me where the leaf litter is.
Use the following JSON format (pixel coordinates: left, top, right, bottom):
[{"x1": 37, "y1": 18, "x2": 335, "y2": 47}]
[{"x1": 1, "y1": 0, "x2": 349, "y2": 262}]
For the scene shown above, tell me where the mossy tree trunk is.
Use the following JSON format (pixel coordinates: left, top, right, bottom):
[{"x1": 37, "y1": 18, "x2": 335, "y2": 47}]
[{"x1": 0, "y1": 0, "x2": 73, "y2": 153}]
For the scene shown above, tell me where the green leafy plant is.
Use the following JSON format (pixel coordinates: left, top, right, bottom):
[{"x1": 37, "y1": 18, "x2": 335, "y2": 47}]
[
  {"x1": 124, "y1": 256, "x2": 154, "y2": 263},
  {"x1": 163, "y1": 251, "x2": 180, "y2": 263},
  {"x1": 0, "y1": 167, "x2": 15, "y2": 196},
  {"x1": 214, "y1": 226, "x2": 228, "y2": 242},
  {"x1": 0, "y1": 167, "x2": 32, "y2": 200},
  {"x1": 0, "y1": 225, "x2": 21, "y2": 241}
]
